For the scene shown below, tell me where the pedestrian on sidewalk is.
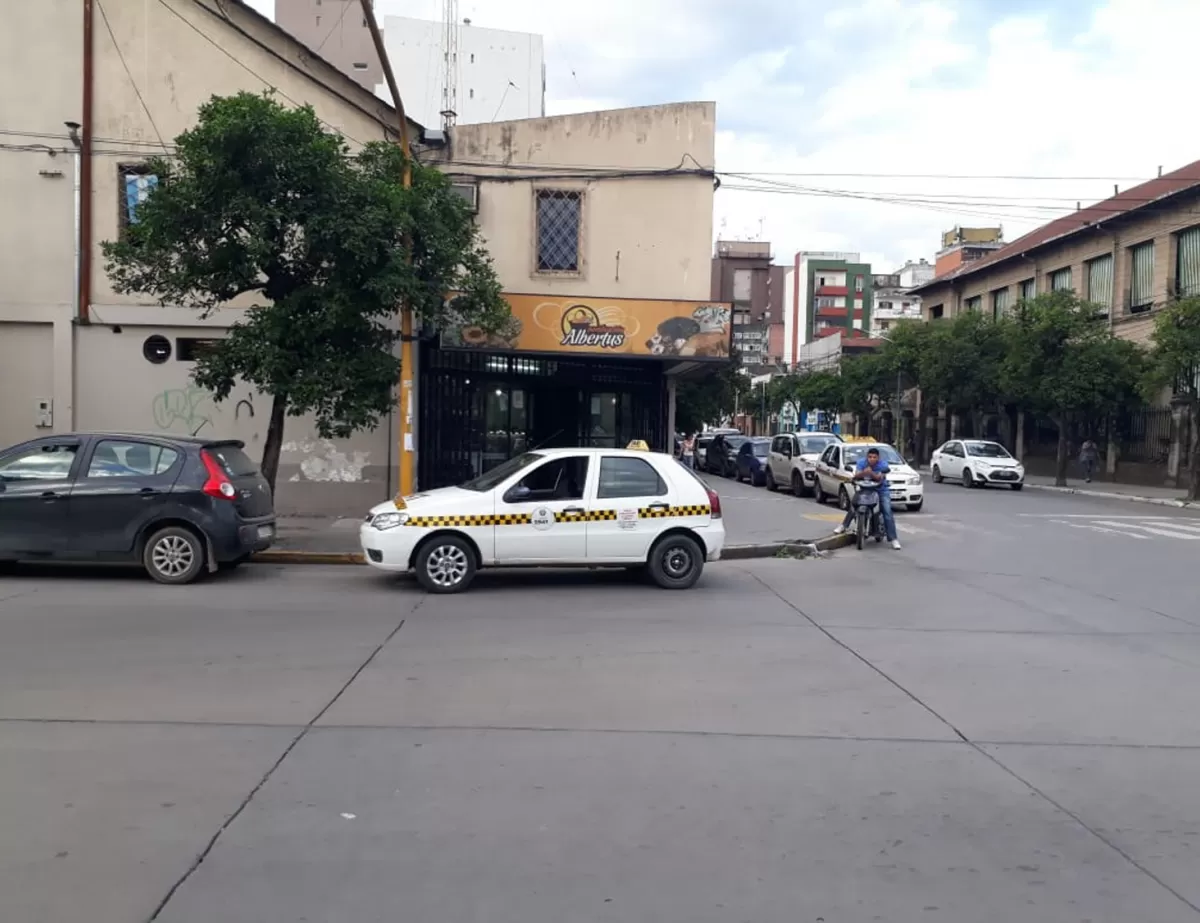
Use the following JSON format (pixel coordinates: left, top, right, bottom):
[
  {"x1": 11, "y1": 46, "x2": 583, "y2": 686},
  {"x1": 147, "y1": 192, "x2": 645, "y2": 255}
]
[
  {"x1": 681, "y1": 433, "x2": 696, "y2": 469},
  {"x1": 1079, "y1": 437, "x2": 1100, "y2": 483}
]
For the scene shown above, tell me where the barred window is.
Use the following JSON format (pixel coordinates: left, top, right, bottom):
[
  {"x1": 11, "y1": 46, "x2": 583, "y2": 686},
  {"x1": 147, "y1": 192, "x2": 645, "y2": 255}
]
[
  {"x1": 1177, "y1": 227, "x2": 1200, "y2": 297},
  {"x1": 1129, "y1": 241, "x2": 1155, "y2": 312},
  {"x1": 1050, "y1": 267, "x2": 1073, "y2": 292},
  {"x1": 535, "y1": 189, "x2": 582, "y2": 273}
]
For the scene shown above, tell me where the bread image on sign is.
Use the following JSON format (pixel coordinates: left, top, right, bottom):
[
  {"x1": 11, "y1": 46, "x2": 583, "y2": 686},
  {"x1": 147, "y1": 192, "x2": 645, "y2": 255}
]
[{"x1": 645, "y1": 304, "x2": 730, "y2": 357}]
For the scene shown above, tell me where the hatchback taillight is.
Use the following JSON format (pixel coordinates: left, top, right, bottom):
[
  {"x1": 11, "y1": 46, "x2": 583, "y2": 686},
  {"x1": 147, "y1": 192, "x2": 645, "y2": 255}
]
[
  {"x1": 200, "y1": 449, "x2": 237, "y2": 500},
  {"x1": 707, "y1": 488, "x2": 722, "y2": 519}
]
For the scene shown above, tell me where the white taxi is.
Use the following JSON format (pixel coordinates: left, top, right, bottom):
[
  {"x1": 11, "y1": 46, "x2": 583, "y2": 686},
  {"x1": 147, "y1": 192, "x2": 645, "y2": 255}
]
[
  {"x1": 812, "y1": 441, "x2": 924, "y2": 512},
  {"x1": 360, "y1": 447, "x2": 725, "y2": 594}
]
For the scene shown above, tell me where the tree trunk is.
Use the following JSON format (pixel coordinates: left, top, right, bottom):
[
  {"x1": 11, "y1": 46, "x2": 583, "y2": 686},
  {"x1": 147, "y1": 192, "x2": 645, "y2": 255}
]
[
  {"x1": 260, "y1": 393, "x2": 288, "y2": 496},
  {"x1": 1188, "y1": 402, "x2": 1200, "y2": 502},
  {"x1": 1053, "y1": 415, "x2": 1069, "y2": 486}
]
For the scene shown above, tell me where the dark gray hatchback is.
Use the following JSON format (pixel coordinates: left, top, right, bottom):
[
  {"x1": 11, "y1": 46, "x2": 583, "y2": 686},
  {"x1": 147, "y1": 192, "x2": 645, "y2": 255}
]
[{"x1": 0, "y1": 433, "x2": 275, "y2": 584}]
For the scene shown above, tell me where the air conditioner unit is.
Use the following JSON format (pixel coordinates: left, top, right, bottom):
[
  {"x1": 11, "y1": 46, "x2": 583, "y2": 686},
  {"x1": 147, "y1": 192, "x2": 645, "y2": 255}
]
[{"x1": 451, "y1": 182, "x2": 479, "y2": 213}]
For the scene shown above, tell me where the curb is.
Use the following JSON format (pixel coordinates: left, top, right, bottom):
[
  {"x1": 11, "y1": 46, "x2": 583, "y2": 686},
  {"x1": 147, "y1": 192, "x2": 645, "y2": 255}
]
[
  {"x1": 252, "y1": 550, "x2": 365, "y2": 565},
  {"x1": 252, "y1": 533, "x2": 856, "y2": 566},
  {"x1": 1023, "y1": 482, "x2": 1195, "y2": 509}
]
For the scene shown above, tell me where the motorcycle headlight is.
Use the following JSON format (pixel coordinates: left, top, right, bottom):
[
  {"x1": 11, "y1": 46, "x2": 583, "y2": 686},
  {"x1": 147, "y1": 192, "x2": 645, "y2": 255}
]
[{"x1": 371, "y1": 511, "x2": 409, "y2": 531}]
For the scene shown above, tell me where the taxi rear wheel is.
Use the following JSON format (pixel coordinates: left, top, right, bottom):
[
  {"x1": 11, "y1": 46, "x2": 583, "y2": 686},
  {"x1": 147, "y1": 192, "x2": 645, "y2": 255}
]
[
  {"x1": 648, "y1": 533, "x2": 704, "y2": 590},
  {"x1": 415, "y1": 535, "x2": 476, "y2": 594}
]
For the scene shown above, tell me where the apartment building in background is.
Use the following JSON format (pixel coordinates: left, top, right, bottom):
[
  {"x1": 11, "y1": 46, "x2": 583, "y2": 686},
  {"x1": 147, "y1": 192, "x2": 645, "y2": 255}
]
[
  {"x1": 783, "y1": 252, "x2": 873, "y2": 366},
  {"x1": 276, "y1": 0, "x2": 381, "y2": 91},
  {"x1": 933, "y1": 226, "x2": 1005, "y2": 277},
  {"x1": 871, "y1": 258, "x2": 932, "y2": 336},
  {"x1": 710, "y1": 240, "x2": 785, "y2": 368}
]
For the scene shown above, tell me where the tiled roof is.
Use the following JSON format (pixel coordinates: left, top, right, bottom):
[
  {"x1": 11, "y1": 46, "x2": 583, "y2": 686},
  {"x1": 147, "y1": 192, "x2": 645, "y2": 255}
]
[{"x1": 908, "y1": 159, "x2": 1200, "y2": 294}]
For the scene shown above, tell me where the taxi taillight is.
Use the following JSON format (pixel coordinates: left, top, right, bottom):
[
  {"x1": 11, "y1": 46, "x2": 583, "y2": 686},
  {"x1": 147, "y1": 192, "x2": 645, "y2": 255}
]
[{"x1": 707, "y1": 488, "x2": 722, "y2": 519}]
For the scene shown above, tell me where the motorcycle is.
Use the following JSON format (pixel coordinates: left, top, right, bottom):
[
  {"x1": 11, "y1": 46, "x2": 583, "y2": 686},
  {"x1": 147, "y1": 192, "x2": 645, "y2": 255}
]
[{"x1": 851, "y1": 478, "x2": 886, "y2": 551}]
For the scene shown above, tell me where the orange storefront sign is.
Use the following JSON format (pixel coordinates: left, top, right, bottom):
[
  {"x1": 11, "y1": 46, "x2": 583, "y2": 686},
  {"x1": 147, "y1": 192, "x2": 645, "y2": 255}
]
[{"x1": 441, "y1": 294, "x2": 733, "y2": 361}]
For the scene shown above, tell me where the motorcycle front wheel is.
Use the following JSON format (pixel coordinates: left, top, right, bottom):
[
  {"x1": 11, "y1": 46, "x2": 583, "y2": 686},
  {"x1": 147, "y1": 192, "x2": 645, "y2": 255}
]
[{"x1": 856, "y1": 509, "x2": 867, "y2": 550}]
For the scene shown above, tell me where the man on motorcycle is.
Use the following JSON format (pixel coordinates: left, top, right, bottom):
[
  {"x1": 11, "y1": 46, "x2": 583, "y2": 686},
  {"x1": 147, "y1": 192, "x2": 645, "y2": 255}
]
[{"x1": 833, "y1": 447, "x2": 901, "y2": 550}]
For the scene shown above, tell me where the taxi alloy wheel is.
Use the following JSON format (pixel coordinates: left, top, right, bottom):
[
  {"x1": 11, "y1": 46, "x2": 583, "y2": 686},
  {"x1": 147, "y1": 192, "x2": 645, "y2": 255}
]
[
  {"x1": 838, "y1": 486, "x2": 851, "y2": 511},
  {"x1": 813, "y1": 478, "x2": 827, "y2": 504},
  {"x1": 416, "y1": 536, "x2": 476, "y2": 594},
  {"x1": 648, "y1": 533, "x2": 704, "y2": 590}
]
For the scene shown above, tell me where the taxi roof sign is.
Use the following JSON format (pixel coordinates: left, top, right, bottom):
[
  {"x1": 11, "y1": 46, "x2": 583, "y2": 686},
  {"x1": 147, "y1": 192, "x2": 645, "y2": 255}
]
[{"x1": 626, "y1": 440, "x2": 650, "y2": 451}]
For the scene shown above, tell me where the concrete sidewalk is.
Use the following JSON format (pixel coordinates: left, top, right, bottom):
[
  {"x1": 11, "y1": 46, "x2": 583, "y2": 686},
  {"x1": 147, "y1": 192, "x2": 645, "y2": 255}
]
[
  {"x1": 268, "y1": 474, "x2": 839, "y2": 559},
  {"x1": 1021, "y1": 473, "x2": 1197, "y2": 509}
]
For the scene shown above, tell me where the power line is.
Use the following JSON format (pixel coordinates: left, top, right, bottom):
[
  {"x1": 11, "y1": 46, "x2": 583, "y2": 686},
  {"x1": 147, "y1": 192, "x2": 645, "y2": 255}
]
[
  {"x1": 150, "y1": 0, "x2": 366, "y2": 147},
  {"x1": 95, "y1": 0, "x2": 168, "y2": 151},
  {"x1": 314, "y1": 0, "x2": 354, "y2": 53}
]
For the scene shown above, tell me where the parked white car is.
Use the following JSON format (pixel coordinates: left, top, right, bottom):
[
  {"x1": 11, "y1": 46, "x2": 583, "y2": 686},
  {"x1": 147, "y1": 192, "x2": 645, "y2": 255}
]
[
  {"x1": 360, "y1": 447, "x2": 725, "y2": 593},
  {"x1": 765, "y1": 432, "x2": 844, "y2": 496},
  {"x1": 931, "y1": 439, "x2": 1025, "y2": 489},
  {"x1": 812, "y1": 442, "x2": 924, "y2": 512}
]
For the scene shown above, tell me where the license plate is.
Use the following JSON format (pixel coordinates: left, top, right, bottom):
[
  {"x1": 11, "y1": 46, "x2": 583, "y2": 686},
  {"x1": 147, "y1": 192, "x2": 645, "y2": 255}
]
[{"x1": 257, "y1": 525, "x2": 274, "y2": 540}]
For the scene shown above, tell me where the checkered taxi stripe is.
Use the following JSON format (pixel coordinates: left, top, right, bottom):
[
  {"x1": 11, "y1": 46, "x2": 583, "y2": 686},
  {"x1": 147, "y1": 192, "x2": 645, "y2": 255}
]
[{"x1": 402, "y1": 506, "x2": 710, "y2": 527}]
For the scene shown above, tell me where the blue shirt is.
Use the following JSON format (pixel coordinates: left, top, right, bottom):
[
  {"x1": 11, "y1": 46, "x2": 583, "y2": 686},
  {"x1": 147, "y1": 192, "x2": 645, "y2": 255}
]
[{"x1": 854, "y1": 457, "x2": 891, "y2": 495}]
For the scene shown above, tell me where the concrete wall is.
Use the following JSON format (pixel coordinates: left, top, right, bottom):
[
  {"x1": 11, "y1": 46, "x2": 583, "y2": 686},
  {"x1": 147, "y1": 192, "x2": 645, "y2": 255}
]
[
  {"x1": 916, "y1": 188, "x2": 1200, "y2": 347},
  {"x1": 380, "y1": 16, "x2": 544, "y2": 128},
  {"x1": 445, "y1": 103, "x2": 716, "y2": 301},
  {"x1": 276, "y1": 0, "x2": 382, "y2": 91},
  {"x1": 0, "y1": 0, "x2": 415, "y2": 514}
]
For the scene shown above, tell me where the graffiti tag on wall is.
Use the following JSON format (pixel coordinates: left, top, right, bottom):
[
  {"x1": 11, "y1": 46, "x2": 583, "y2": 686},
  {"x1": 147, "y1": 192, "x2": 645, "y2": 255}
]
[{"x1": 151, "y1": 386, "x2": 213, "y2": 436}]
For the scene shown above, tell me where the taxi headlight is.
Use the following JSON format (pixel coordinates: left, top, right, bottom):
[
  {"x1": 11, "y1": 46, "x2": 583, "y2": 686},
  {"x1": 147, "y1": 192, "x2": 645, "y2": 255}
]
[
  {"x1": 909, "y1": 475, "x2": 922, "y2": 485},
  {"x1": 371, "y1": 511, "x2": 409, "y2": 531}
]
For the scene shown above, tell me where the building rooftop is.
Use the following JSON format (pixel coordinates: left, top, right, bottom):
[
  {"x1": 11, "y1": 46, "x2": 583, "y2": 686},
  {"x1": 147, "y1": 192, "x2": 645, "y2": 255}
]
[{"x1": 910, "y1": 159, "x2": 1200, "y2": 295}]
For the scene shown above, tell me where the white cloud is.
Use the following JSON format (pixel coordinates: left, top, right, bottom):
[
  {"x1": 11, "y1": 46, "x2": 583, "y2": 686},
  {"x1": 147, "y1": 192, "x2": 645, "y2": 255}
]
[{"x1": 246, "y1": 0, "x2": 1200, "y2": 273}]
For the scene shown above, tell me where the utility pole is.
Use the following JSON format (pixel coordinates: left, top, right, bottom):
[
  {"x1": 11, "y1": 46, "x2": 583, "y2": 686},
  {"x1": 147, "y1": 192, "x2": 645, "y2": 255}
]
[
  {"x1": 359, "y1": 0, "x2": 416, "y2": 495},
  {"x1": 441, "y1": 0, "x2": 459, "y2": 132}
]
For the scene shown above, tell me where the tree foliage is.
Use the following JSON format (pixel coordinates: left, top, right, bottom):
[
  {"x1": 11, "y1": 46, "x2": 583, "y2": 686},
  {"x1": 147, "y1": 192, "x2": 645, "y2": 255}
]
[
  {"x1": 1147, "y1": 295, "x2": 1200, "y2": 499},
  {"x1": 102, "y1": 92, "x2": 507, "y2": 491},
  {"x1": 674, "y1": 349, "x2": 752, "y2": 434}
]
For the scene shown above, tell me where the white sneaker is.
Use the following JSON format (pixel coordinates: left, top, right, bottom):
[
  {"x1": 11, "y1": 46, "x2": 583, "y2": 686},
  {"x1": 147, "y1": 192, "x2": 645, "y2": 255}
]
[
  {"x1": 891, "y1": 539, "x2": 902, "y2": 550},
  {"x1": 833, "y1": 525, "x2": 846, "y2": 535}
]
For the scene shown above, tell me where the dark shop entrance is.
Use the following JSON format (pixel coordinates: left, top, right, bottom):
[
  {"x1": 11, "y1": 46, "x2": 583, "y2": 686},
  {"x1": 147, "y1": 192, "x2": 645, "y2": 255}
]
[{"x1": 417, "y1": 346, "x2": 668, "y2": 489}]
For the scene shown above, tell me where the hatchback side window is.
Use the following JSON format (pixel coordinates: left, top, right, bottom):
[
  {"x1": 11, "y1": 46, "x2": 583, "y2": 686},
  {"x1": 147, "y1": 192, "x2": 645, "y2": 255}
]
[
  {"x1": 86, "y1": 440, "x2": 180, "y2": 478},
  {"x1": 597, "y1": 457, "x2": 667, "y2": 499},
  {"x1": 0, "y1": 444, "x2": 78, "y2": 481},
  {"x1": 506, "y1": 456, "x2": 589, "y2": 503}
]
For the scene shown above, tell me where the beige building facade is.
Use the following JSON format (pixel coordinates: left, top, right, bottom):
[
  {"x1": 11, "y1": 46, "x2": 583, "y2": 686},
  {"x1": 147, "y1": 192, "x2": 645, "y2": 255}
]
[
  {"x1": 416, "y1": 103, "x2": 723, "y2": 486},
  {"x1": 0, "y1": 0, "x2": 417, "y2": 514}
]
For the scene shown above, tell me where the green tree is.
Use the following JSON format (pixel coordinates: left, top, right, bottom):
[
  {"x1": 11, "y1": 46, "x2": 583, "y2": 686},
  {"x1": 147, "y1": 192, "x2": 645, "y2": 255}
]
[
  {"x1": 675, "y1": 349, "x2": 751, "y2": 434},
  {"x1": 793, "y1": 369, "x2": 845, "y2": 422},
  {"x1": 102, "y1": 92, "x2": 507, "y2": 492},
  {"x1": 1001, "y1": 292, "x2": 1146, "y2": 485},
  {"x1": 1146, "y1": 295, "x2": 1200, "y2": 500},
  {"x1": 838, "y1": 354, "x2": 889, "y2": 434}
]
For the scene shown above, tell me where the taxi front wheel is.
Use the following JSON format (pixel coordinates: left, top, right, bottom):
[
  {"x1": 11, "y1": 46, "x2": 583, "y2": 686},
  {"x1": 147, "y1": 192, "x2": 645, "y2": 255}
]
[
  {"x1": 415, "y1": 535, "x2": 477, "y2": 594},
  {"x1": 648, "y1": 533, "x2": 704, "y2": 590}
]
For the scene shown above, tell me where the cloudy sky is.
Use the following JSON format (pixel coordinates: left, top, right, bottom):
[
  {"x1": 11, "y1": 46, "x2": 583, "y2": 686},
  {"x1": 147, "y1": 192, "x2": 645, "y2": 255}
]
[{"x1": 247, "y1": 0, "x2": 1200, "y2": 273}]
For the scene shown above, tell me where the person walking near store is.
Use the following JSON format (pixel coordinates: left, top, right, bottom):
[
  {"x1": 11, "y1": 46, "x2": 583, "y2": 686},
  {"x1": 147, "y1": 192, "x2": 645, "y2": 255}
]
[
  {"x1": 1079, "y1": 437, "x2": 1100, "y2": 483},
  {"x1": 681, "y1": 433, "x2": 696, "y2": 469}
]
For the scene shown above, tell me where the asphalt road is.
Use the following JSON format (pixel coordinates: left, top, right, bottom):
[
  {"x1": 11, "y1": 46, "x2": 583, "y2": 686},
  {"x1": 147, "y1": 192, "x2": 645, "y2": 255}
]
[{"x1": 3, "y1": 484, "x2": 1200, "y2": 922}]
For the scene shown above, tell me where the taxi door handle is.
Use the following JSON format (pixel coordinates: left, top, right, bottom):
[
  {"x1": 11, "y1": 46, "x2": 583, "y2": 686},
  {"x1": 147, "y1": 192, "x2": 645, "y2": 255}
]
[
  {"x1": 647, "y1": 501, "x2": 670, "y2": 510},
  {"x1": 562, "y1": 506, "x2": 586, "y2": 515}
]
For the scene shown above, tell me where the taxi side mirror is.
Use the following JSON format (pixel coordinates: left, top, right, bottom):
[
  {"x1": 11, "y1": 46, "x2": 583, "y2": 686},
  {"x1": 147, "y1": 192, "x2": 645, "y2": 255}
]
[{"x1": 504, "y1": 484, "x2": 531, "y2": 503}]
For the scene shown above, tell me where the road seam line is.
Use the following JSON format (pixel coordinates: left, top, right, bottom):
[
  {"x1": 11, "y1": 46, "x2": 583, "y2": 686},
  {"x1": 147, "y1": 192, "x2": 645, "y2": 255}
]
[{"x1": 145, "y1": 604, "x2": 417, "y2": 922}]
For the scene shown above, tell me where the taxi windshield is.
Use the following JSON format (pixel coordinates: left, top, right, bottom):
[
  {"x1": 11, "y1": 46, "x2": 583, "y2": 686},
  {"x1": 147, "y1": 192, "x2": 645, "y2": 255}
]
[
  {"x1": 843, "y1": 444, "x2": 904, "y2": 466},
  {"x1": 461, "y1": 453, "x2": 544, "y2": 492}
]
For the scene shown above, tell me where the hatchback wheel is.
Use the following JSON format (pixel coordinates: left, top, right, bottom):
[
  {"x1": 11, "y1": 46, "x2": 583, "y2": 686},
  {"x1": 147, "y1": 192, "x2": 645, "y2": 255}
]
[
  {"x1": 144, "y1": 526, "x2": 206, "y2": 585},
  {"x1": 415, "y1": 535, "x2": 476, "y2": 594},
  {"x1": 839, "y1": 486, "x2": 852, "y2": 511},
  {"x1": 961, "y1": 468, "x2": 974, "y2": 488},
  {"x1": 648, "y1": 533, "x2": 704, "y2": 590},
  {"x1": 813, "y1": 479, "x2": 827, "y2": 504},
  {"x1": 931, "y1": 464, "x2": 943, "y2": 484},
  {"x1": 765, "y1": 468, "x2": 777, "y2": 491},
  {"x1": 792, "y1": 472, "x2": 805, "y2": 497}
]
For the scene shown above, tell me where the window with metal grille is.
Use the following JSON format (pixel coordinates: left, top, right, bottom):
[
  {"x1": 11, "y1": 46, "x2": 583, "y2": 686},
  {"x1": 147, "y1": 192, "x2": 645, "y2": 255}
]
[
  {"x1": 964, "y1": 295, "x2": 982, "y2": 312},
  {"x1": 1050, "y1": 267, "x2": 1073, "y2": 291},
  {"x1": 1086, "y1": 254, "x2": 1113, "y2": 311},
  {"x1": 1129, "y1": 241, "x2": 1154, "y2": 311},
  {"x1": 1177, "y1": 227, "x2": 1200, "y2": 297},
  {"x1": 990, "y1": 287, "x2": 1009, "y2": 318},
  {"x1": 118, "y1": 163, "x2": 158, "y2": 235},
  {"x1": 1019, "y1": 278, "x2": 1036, "y2": 302},
  {"x1": 535, "y1": 189, "x2": 582, "y2": 273}
]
